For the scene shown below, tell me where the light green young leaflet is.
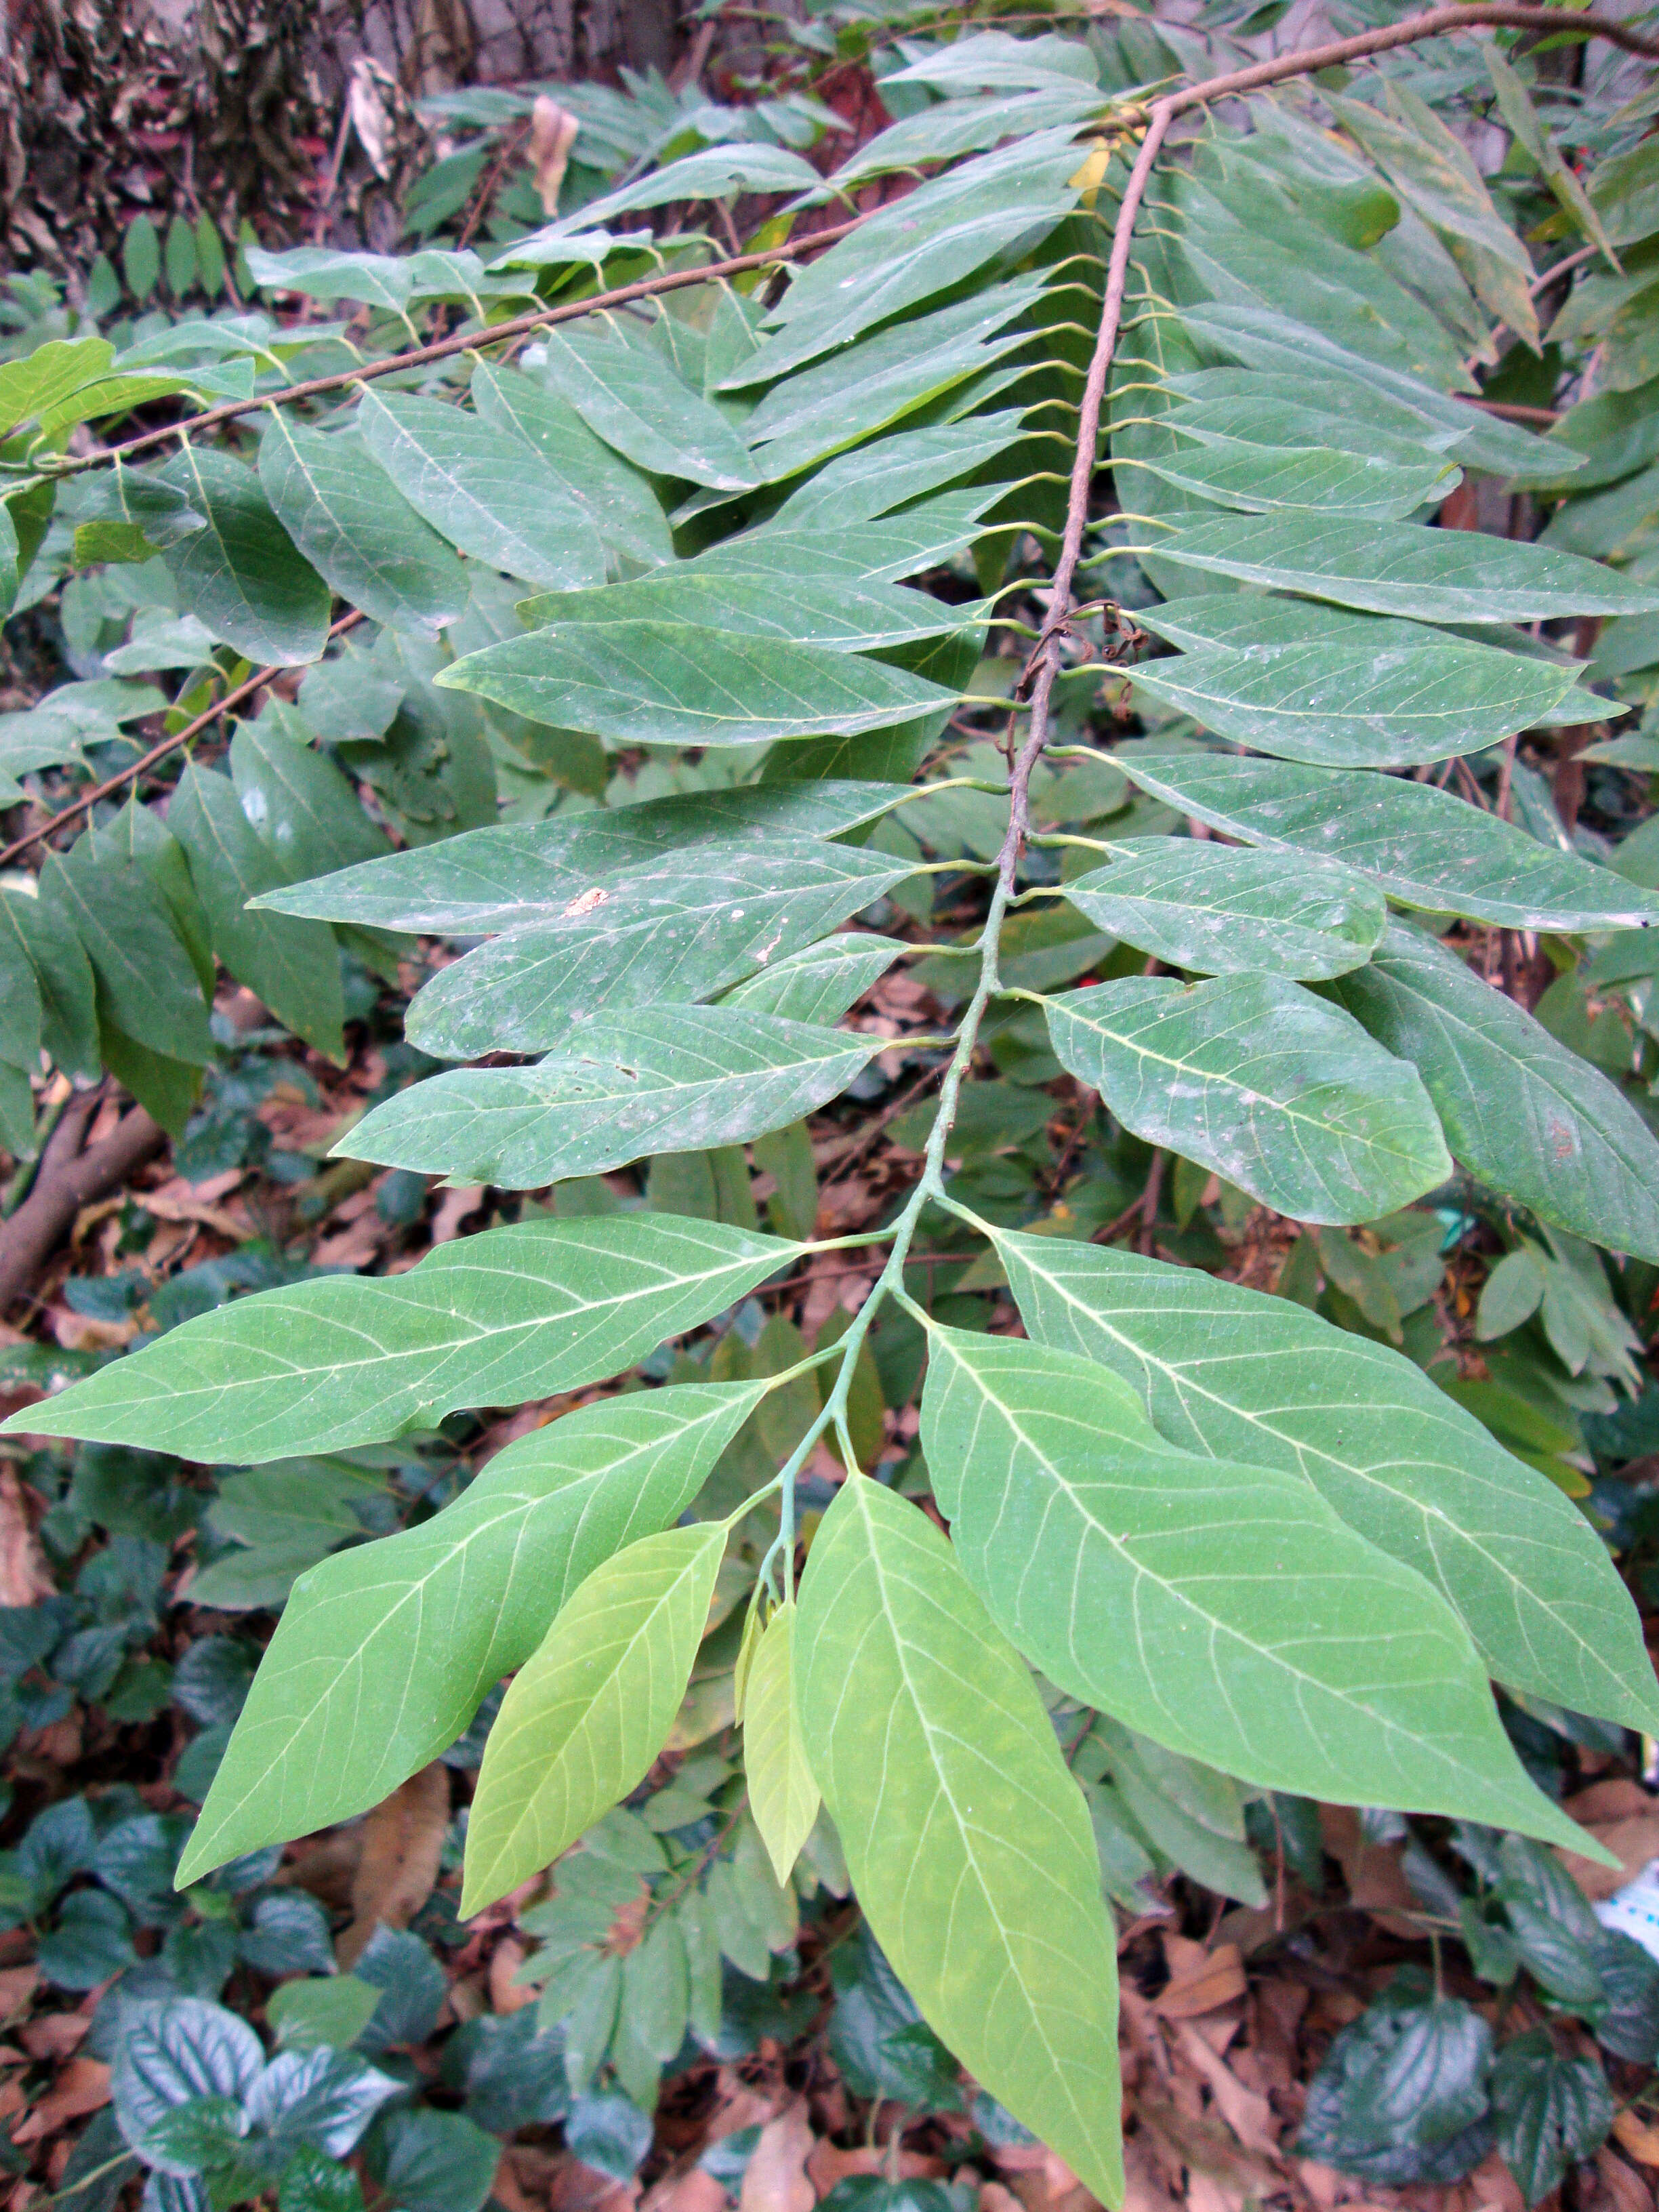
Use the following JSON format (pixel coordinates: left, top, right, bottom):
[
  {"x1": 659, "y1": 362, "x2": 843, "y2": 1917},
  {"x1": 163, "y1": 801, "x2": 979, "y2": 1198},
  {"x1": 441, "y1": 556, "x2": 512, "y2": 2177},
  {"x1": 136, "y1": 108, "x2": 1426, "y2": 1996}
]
[
  {"x1": 399, "y1": 837, "x2": 914, "y2": 1060},
  {"x1": 253, "y1": 782, "x2": 907, "y2": 934},
  {"x1": 1328, "y1": 922, "x2": 1659, "y2": 1264},
  {"x1": 1113, "y1": 747, "x2": 1659, "y2": 930},
  {"x1": 986, "y1": 1228, "x2": 1659, "y2": 1734},
  {"x1": 796, "y1": 1476, "x2": 1124, "y2": 2207},
  {"x1": 1056, "y1": 838, "x2": 1385, "y2": 978},
  {"x1": 742, "y1": 1604, "x2": 820, "y2": 1886},
  {"x1": 462, "y1": 1522, "x2": 728, "y2": 1913},
  {"x1": 437, "y1": 619, "x2": 957, "y2": 749},
  {"x1": 176, "y1": 1382, "x2": 769, "y2": 1882},
  {"x1": 918, "y1": 1326, "x2": 1599, "y2": 1850},
  {"x1": 340, "y1": 1006, "x2": 884, "y2": 1187},
  {"x1": 1044, "y1": 973, "x2": 1452, "y2": 1224},
  {"x1": 1, "y1": 1216, "x2": 800, "y2": 1464}
]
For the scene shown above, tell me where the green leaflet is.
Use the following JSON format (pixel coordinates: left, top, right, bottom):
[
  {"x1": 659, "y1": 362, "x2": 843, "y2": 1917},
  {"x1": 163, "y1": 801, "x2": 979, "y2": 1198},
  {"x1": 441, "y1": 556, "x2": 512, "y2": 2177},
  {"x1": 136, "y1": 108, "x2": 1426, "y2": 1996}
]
[
  {"x1": 988, "y1": 1229, "x2": 1659, "y2": 1733},
  {"x1": 1129, "y1": 441, "x2": 1455, "y2": 521},
  {"x1": 696, "y1": 493, "x2": 1002, "y2": 586},
  {"x1": 399, "y1": 838, "x2": 914, "y2": 1061},
  {"x1": 796, "y1": 1477, "x2": 1122, "y2": 2204},
  {"x1": 1156, "y1": 165, "x2": 1469, "y2": 391},
  {"x1": 539, "y1": 321, "x2": 760, "y2": 493},
  {"x1": 0, "y1": 921, "x2": 41, "y2": 1074},
  {"x1": 156, "y1": 443, "x2": 331, "y2": 667},
  {"x1": 357, "y1": 390, "x2": 606, "y2": 590},
  {"x1": 832, "y1": 89, "x2": 1104, "y2": 184},
  {"x1": 539, "y1": 325, "x2": 760, "y2": 491},
  {"x1": 760, "y1": 413, "x2": 1029, "y2": 534},
  {"x1": 1173, "y1": 308, "x2": 1553, "y2": 477},
  {"x1": 514, "y1": 573, "x2": 981, "y2": 653},
  {"x1": 920, "y1": 1327, "x2": 1593, "y2": 1846},
  {"x1": 541, "y1": 142, "x2": 821, "y2": 226},
  {"x1": 253, "y1": 781, "x2": 906, "y2": 933},
  {"x1": 470, "y1": 363, "x2": 673, "y2": 572},
  {"x1": 1058, "y1": 840, "x2": 1384, "y2": 979},
  {"x1": 341, "y1": 1006, "x2": 883, "y2": 1187},
  {"x1": 1044, "y1": 974, "x2": 1451, "y2": 1225},
  {"x1": 743, "y1": 1604, "x2": 819, "y2": 1885},
  {"x1": 229, "y1": 716, "x2": 392, "y2": 884},
  {"x1": 721, "y1": 934, "x2": 904, "y2": 1024},
  {"x1": 0, "y1": 882, "x2": 100, "y2": 1080},
  {"x1": 1147, "y1": 512, "x2": 1659, "y2": 621},
  {"x1": 256, "y1": 411, "x2": 468, "y2": 638},
  {"x1": 1124, "y1": 630, "x2": 1588, "y2": 769},
  {"x1": 727, "y1": 140, "x2": 1080, "y2": 388},
  {"x1": 462, "y1": 1522, "x2": 727, "y2": 1913},
  {"x1": 436, "y1": 619, "x2": 956, "y2": 749},
  {"x1": 176, "y1": 1382, "x2": 766, "y2": 1883},
  {"x1": 1161, "y1": 392, "x2": 1456, "y2": 467},
  {"x1": 737, "y1": 281, "x2": 1046, "y2": 475},
  {"x1": 1113, "y1": 747, "x2": 1659, "y2": 930},
  {"x1": 1326, "y1": 87, "x2": 1538, "y2": 346},
  {"x1": 1328, "y1": 922, "x2": 1659, "y2": 1263},
  {"x1": 1, "y1": 1215, "x2": 800, "y2": 1463},
  {"x1": 41, "y1": 843, "x2": 211, "y2": 1068},
  {"x1": 167, "y1": 765, "x2": 346, "y2": 1063}
]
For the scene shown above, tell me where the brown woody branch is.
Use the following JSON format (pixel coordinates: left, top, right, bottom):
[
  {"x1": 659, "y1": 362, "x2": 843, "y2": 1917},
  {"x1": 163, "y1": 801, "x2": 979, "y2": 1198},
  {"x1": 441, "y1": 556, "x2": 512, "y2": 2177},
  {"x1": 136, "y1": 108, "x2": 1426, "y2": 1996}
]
[
  {"x1": 0, "y1": 610, "x2": 366, "y2": 869},
  {"x1": 59, "y1": 216, "x2": 872, "y2": 477},
  {"x1": 0, "y1": 1090, "x2": 166, "y2": 1316}
]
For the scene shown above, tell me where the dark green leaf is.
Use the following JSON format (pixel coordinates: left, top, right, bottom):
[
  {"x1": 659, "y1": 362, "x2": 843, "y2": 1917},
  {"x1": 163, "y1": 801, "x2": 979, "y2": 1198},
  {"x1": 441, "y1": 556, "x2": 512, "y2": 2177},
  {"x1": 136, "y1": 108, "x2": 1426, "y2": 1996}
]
[
  {"x1": 257, "y1": 413, "x2": 468, "y2": 638},
  {"x1": 1328, "y1": 923, "x2": 1659, "y2": 1263},
  {"x1": 157, "y1": 445, "x2": 331, "y2": 665},
  {"x1": 1492, "y1": 2030, "x2": 1611, "y2": 2205}
]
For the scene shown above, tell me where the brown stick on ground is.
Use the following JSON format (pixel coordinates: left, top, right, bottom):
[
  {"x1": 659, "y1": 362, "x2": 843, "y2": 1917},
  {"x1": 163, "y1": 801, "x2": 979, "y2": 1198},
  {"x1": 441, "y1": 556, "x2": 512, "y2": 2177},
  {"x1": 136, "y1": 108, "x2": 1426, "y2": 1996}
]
[{"x1": 0, "y1": 1092, "x2": 166, "y2": 1317}]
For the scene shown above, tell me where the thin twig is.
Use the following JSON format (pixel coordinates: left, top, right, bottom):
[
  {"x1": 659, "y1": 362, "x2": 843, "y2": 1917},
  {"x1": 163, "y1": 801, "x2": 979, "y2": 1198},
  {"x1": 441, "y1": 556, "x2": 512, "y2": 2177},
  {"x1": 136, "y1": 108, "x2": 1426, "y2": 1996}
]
[
  {"x1": 52, "y1": 218, "x2": 871, "y2": 478},
  {"x1": 0, "y1": 611, "x2": 365, "y2": 867}
]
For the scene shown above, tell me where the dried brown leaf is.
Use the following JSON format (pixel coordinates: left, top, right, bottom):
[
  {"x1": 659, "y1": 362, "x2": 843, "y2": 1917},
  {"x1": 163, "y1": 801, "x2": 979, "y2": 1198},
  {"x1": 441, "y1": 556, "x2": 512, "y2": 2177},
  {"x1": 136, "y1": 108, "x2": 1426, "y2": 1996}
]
[{"x1": 337, "y1": 1762, "x2": 450, "y2": 1966}]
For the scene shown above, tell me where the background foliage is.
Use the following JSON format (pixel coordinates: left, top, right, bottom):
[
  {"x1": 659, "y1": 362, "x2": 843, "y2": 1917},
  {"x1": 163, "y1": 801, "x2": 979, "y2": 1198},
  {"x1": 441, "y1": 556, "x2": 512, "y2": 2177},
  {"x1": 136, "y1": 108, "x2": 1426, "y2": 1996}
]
[{"x1": 4, "y1": 4, "x2": 1659, "y2": 2211}]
